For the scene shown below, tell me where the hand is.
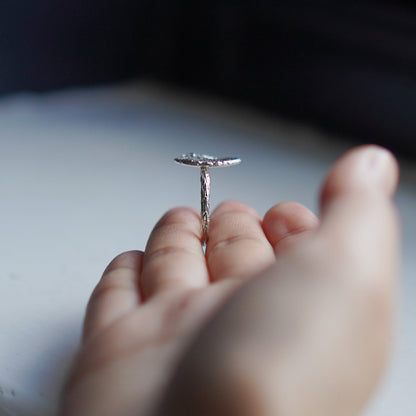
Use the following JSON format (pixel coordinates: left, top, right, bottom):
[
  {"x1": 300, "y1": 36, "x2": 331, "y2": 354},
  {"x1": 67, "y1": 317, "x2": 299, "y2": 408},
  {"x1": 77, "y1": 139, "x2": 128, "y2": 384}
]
[{"x1": 59, "y1": 146, "x2": 399, "y2": 416}]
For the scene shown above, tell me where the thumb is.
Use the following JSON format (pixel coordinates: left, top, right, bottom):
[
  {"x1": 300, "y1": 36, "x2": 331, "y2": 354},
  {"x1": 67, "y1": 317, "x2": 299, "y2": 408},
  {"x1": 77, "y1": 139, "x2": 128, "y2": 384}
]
[{"x1": 319, "y1": 145, "x2": 400, "y2": 288}]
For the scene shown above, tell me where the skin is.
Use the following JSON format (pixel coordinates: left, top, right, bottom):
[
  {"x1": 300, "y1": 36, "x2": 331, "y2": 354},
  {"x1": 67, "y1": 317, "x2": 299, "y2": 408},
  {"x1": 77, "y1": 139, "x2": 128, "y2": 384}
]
[{"x1": 59, "y1": 145, "x2": 400, "y2": 416}]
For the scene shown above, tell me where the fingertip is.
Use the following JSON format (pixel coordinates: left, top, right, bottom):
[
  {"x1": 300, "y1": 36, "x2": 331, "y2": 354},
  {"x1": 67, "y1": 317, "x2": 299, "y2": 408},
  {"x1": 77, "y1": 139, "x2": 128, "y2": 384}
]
[
  {"x1": 212, "y1": 200, "x2": 260, "y2": 219},
  {"x1": 320, "y1": 145, "x2": 399, "y2": 210},
  {"x1": 151, "y1": 207, "x2": 201, "y2": 233},
  {"x1": 263, "y1": 202, "x2": 319, "y2": 253},
  {"x1": 83, "y1": 250, "x2": 145, "y2": 344},
  {"x1": 208, "y1": 201, "x2": 273, "y2": 282},
  {"x1": 102, "y1": 250, "x2": 144, "y2": 276},
  {"x1": 141, "y1": 206, "x2": 208, "y2": 299}
]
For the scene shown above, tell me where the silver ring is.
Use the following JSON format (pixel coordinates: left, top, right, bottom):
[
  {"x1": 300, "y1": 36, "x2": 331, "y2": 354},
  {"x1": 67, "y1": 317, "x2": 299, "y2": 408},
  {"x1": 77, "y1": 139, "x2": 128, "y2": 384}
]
[{"x1": 175, "y1": 153, "x2": 241, "y2": 250}]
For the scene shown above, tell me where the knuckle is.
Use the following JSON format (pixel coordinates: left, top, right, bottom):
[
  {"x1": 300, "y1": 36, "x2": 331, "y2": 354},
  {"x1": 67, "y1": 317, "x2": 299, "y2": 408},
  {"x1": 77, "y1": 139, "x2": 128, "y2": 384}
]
[{"x1": 145, "y1": 244, "x2": 201, "y2": 263}]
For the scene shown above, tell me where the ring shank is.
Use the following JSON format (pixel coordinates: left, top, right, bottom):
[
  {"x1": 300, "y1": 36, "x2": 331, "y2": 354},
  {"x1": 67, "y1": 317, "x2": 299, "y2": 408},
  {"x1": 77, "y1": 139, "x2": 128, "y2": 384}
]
[{"x1": 200, "y1": 167, "x2": 211, "y2": 246}]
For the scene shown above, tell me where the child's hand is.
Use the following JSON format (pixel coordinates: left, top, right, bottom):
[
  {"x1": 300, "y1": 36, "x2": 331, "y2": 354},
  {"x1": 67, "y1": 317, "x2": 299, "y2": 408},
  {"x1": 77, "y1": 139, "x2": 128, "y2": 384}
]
[{"x1": 60, "y1": 146, "x2": 399, "y2": 416}]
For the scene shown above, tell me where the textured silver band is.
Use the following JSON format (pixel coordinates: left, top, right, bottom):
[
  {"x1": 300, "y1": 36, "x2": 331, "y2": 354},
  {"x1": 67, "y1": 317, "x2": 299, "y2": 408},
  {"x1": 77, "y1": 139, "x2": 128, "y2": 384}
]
[{"x1": 200, "y1": 167, "x2": 211, "y2": 247}]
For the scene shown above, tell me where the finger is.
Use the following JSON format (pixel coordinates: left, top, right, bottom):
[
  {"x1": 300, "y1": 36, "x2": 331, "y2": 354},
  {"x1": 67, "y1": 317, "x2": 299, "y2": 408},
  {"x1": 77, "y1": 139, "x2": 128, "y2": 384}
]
[
  {"x1": 319, "y1": 145, "x2": 400, "y2": 286},
  {"x1": 83, "y1": 251, "x2": 143, "y2": 344},
  {"x1": 207, "y1": 201, "x2": 275, "y2": 282},
  {"x1": 141, "y1": 207, "x2": 209, "y2": 300},
  {"x1": 263, "y1": 202, "x2": 319, "y2": 254}
]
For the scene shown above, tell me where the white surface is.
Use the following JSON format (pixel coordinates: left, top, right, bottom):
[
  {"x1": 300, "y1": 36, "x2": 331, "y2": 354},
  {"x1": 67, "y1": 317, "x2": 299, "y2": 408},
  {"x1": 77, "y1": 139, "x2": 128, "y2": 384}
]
[{"x1": 0, "y1": 82, "x2": 414, "y2": 415}]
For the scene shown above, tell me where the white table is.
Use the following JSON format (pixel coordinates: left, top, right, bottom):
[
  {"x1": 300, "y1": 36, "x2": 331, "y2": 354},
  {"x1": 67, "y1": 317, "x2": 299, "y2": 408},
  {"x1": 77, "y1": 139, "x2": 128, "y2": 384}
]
[{"x1": 0, "y1": 82, "x2": 414, "y2": 415}]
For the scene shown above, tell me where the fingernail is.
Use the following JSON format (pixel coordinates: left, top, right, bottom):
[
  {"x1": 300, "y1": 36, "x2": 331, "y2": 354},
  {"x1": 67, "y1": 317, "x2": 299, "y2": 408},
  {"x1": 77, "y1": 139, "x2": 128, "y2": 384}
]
[{"x1": 357, "y1": 147, "x2": 398, "y2": 194}]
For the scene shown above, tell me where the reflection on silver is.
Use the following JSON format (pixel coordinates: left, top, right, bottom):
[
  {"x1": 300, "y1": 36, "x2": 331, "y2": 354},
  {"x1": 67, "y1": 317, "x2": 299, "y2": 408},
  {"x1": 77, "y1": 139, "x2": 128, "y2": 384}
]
[{"x1": 174, "y1": 153, "x2": 241, "y2": 250}]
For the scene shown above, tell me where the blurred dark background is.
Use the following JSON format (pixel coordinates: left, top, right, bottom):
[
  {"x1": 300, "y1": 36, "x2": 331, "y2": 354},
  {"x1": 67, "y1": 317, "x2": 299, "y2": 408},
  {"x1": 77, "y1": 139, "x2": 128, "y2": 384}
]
[{"x1": 1, "y1": 0, "x2": 416, "y2": 156}]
